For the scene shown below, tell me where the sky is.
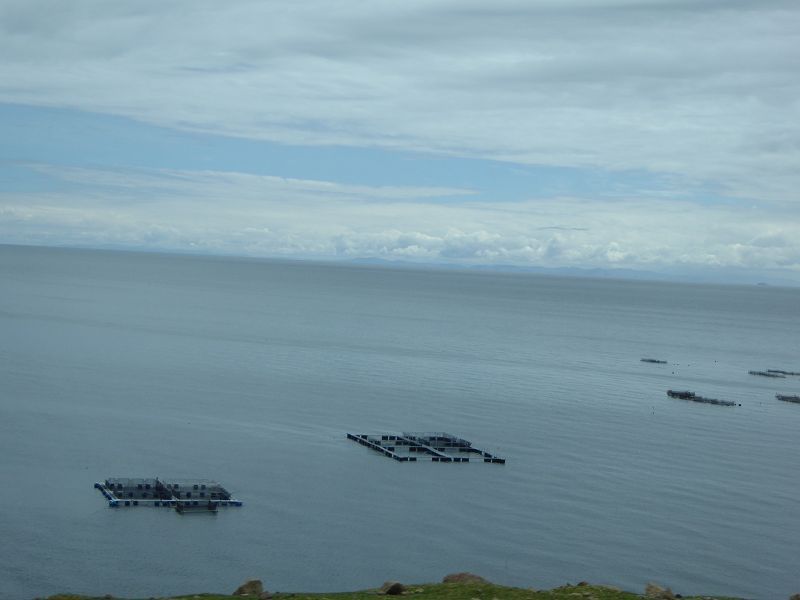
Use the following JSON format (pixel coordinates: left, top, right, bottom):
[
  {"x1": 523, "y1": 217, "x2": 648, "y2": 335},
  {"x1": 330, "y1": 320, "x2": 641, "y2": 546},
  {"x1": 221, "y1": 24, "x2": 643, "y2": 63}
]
[{"x1": 1, "y1": 0, "x2": 799, "y2": 284}]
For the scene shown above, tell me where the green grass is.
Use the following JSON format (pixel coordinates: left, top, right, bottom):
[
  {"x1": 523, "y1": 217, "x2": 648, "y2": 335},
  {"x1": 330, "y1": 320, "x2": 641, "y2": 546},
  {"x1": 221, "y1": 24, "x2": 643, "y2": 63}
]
[{"x1": 44, "y1": 581, "x2": 744, "y2": 600}]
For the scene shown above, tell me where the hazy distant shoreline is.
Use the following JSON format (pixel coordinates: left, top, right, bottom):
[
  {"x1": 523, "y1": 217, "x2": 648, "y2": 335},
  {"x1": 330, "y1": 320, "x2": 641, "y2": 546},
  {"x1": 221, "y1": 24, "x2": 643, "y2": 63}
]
[{"x1": 3, "y1": 242, "x2": 799, "y2": 288}]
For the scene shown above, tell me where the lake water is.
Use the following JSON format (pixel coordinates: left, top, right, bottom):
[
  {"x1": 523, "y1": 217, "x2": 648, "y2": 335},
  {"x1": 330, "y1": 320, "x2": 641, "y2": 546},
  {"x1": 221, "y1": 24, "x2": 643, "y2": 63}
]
[{"x1": 1, "y1": 245, "x2": 798, "y2": 600}]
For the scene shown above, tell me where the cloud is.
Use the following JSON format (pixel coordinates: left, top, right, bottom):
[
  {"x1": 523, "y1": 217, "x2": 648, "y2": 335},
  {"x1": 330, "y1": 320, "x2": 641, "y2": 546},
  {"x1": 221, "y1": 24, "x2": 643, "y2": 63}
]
[
  {"x1": 2, "y1": 165, "x2": 798, "y2": 278},
  {"x1": 25, "y1": 164, "x2": 474, "y2": 202},
  {"x1": 1, "y1": 0, "x2": 798, "y2": 204}
]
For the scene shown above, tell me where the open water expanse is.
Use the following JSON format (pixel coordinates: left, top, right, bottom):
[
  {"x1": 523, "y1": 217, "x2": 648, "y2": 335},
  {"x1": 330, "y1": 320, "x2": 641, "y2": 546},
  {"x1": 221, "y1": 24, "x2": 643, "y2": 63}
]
[{"x1": 1, "y1": 245, "x2": 799, "y2": 600}]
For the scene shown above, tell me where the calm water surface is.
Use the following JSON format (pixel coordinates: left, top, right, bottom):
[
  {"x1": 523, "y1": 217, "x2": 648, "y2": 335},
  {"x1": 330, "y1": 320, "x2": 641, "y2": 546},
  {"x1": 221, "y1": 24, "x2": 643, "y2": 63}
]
[{"x1": 1, "y1": 245, "x2": 798, "y2": 599}]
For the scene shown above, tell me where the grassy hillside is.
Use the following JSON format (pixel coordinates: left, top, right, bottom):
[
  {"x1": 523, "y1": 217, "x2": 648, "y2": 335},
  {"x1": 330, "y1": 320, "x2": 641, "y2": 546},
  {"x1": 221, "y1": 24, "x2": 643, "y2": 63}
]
[{"x1": 44, "y1": 580, "x2": 743, "y2": 600}]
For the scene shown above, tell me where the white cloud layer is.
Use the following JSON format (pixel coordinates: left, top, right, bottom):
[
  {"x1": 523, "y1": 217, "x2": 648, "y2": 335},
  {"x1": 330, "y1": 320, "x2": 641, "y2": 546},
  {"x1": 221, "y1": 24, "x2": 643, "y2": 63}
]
[
  {"x1": 1, "y1": 0, "x2": 799, "y2": 203},
  {"x1": 2, "y1": 166, "x2": 798, "y2": 280}
]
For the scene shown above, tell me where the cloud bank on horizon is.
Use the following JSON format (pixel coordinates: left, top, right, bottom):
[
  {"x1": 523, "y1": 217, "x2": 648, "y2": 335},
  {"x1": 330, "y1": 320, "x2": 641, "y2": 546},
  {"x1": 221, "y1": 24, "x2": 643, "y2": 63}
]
[{"x1": 1, "y1": 0, "x2": 799, "y2": 282}]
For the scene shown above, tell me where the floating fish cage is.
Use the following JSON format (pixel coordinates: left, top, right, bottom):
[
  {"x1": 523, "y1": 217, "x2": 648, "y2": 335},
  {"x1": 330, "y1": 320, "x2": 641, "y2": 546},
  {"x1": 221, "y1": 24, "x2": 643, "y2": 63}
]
[
  {"x1": 347, "y1": 432, "x2": 505, "y2": 463},
  {"x1": 94, "y1": 478, "x2": 243, "y2": 512},
  {"x1": 666, "y1": 390, "x2": 738, "y2": 406},
  {"x1": 749, "y1": 370, "x2": 785, "y2": 378},
  {"x1": 776, "y1": 394, "x2": 800, "y2": 404}
]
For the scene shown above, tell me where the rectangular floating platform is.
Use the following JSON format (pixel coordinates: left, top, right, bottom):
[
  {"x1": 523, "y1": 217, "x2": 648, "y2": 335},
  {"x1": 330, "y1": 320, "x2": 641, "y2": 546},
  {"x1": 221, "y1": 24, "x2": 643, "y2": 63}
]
[
  {"x1": 666, "y1": 390, "x2": 737, "y2": 406},
  {"x1": 347, "y1": 432, "x2": 505, "y2": 464},
  {"x1": 776, "y1": 394, "x2": 800, "y2": 404},
  {"x1": 749, "y1": 370, "x2": 785, "y2": 378},
  {"x1": 94, "y1": 478, "x2": 243, "y2": 512}
]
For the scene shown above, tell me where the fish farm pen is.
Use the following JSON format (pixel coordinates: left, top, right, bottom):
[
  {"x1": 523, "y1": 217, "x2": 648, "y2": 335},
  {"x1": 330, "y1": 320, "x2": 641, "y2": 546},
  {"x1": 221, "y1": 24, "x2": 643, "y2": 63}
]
[
  {"x1": 749, "y1": 370, "x2": 785, "y2": 378},
  {"x1": 666, "y1": 390, "x2": 739, "y2": 407},
  {"x1": 776, "y1": 394, "x2": 800, "y2": 404},
  {"x1": 347, "y1": 432, "x2": 505, "y2": 463},
  {"x1": 95, "y1": 478, "x2": 243, "y2": 512}
]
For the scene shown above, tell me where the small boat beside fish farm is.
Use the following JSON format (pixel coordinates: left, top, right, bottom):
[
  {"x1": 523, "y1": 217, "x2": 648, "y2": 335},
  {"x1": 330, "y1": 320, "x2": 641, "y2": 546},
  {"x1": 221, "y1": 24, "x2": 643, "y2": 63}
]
[
  {"x1": 94, "y1": 478, "x2": 243, "y2": 512},
  {"x1": 641, "y1": 358, "x2": 667, "y2": 364},
  {"x1": 347, "y1": 432, "x2": 505, "y2": 463},
  {"x1": 666, "y1": 390, "x2": 738, "y2": 406},
  {"x1": 749, "y1": 370, "x2": 785, "y2": 378},
  {"x1": 776, "y1": 394, "x2": 800, "y2": 404}
]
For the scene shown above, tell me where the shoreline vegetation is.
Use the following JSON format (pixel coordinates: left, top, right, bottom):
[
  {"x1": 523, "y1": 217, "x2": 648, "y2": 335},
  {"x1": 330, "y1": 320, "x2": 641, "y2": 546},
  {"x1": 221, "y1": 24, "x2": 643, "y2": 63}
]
[{"x1": 43, "y1": 572, "x2": 780, "y2": 600}]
